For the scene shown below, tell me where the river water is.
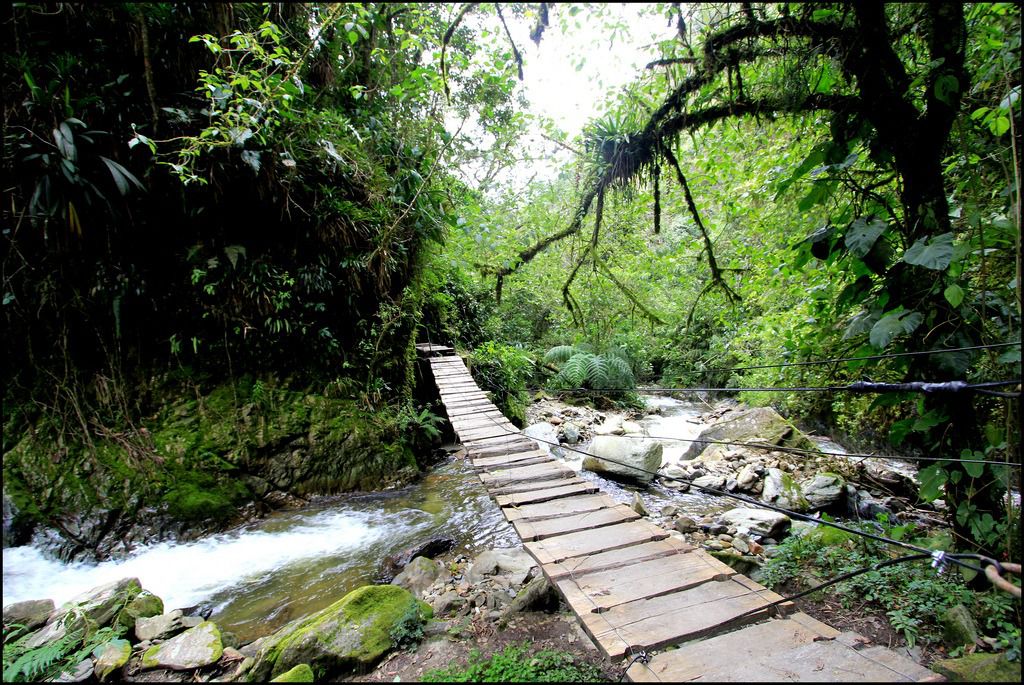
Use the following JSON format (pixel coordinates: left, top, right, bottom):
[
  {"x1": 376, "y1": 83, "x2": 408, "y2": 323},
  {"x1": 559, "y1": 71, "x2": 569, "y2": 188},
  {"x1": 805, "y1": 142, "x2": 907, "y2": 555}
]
[{"x1": 0, "y1": 395, "x2": 908, "y2": 644}]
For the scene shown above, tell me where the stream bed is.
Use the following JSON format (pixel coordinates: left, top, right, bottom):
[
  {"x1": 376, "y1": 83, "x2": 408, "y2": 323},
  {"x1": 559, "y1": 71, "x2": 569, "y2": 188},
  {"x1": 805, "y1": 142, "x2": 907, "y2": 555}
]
[{"x1": 2, "y1": 394, "x2": 910, "y2": 645}]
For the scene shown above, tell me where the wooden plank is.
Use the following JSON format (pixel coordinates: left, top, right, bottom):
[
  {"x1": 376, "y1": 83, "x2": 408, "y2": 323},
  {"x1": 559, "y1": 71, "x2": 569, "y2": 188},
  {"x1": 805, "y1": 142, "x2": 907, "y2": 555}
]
[
  {"x1": 478, "y1": 462, "x2": 576, "y2": 487},
  {"x1": 470, "y1": 452, "x2": 553, "y2": 471},
  {"x1": 457, "y1": 425, "x2": 517, "y2": 441},
  {"x1": 502, "y1": 494, "x2": 619, "y2": 522},
  {"x1": 626, "y1": 612, "x2": 939, "y2": 682},
  {"x1": 466, "y1": 440, "x2": 540, "y2": 458},
  {"x1": 513, "y1": 504, "x2": 640, "y2": 541},
  {"x1": 579, "y1": 575, "x2": 790, "y2": 660},
  {"x1": 461, "y1": 433, "x2": 533, "y2": 448},
  {"x1": 446, "y1": 404, "x2": 501, "y2": 416},
  {"x1": 488, "y1": 477, "x2": 591, "y2": 496},
  {"x1": 555, "y1": 548, "x2": 735, "y2": 613},
  {"x1": 541, "y1": 537, "x2": 694, "y2": 581},
  {"x1": 450, "y1": 414, "x2": 513, "y2": 428},
  {"x1": 524, "y1": 520, "x2": 670, "y2": 566}
]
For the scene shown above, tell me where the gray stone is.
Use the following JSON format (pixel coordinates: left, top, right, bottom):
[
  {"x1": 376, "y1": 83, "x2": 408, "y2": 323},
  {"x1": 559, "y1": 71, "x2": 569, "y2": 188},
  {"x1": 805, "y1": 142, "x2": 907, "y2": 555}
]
[
  {"x1": 800, "y1": 473, "x2": 846, "y2": 510},
  {"x1": 681, "y1": 407, "x2": 818, "y2": 461},
  {"x1": 761, "y1": 468, "x2": 809, "y2": 511},
  {"x1": 631, "y1": 492, "x2": 649, "y2": 517},
  {"x1": 523, "y1": 423, "x2": 559, "y2": 453},
  {"x1": 51, "y1": 577, "x2": 142, "y2": 629},
  {"x1": 731, "y1": 537, "x2": 750, "y2": 554},
  {"x1": 3, "y1": 598, "x2": 55, "y2": 632},
  {"x1": 942, "y1": 604, "x2": 981, "y2": 649},
  {"x1": 719, "y1": 507, "x2": 792, "y2": 540},
  {"x1": 391, "y1": 556, "x2": 443, "y2": 598},
  {"x1": 674, "y1": 517, "x2": 698, "y2": 533},
  {"x1": 501, "y1": 576, "x2": 560, "y2": 618},
  {"x1": 620, "y1": 421, "x2": 644, "y2": 435},
  {"x1": 141, "y1": 620, "x2": 223, "y2": 671},
  {"x1": 467, "y1": 548, "x2": 536, "y2": 586},
  {"x1": 582, "y1": 436, "x2": 662, "y2": 484},
  {"x1": 692, "y1": 475, "x2": 726, "y2": 490},
  {"x1": 136, "y1": 609, "x2": 186, "y2": 642},
  {"x1": 54, "y1": 659, "x2": 93, "y2": 683},
  {"x1": 931, "y1": 653, "x2": 1021, "y2": 682},
  {"x1": 561, "y1": 423, "x2": 581, "y2": 445},
  {"x1": 93, "y1": 638, "x2": 131, "y2": 681},
  {"x1": 429, "y1": 590, "x2": 465, "y2": 617}
]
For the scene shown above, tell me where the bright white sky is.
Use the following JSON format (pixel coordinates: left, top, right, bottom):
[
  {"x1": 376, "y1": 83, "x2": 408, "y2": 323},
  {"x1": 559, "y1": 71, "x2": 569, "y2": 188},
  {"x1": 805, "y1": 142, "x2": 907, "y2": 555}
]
[{"x1": 452, "y1": 3, "x2": 679, "y2": 189}]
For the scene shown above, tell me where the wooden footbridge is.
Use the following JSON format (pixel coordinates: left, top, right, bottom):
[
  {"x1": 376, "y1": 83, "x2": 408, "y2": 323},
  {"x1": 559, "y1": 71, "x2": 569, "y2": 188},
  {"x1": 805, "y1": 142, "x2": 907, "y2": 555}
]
[{"x1": 418, "y1": 344, "x2": 941, "y2": 682}]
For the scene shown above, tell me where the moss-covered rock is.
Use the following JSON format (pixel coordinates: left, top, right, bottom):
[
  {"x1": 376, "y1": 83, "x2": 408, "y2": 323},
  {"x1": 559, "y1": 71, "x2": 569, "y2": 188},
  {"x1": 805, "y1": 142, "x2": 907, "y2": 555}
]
[
  {"x1": 55, "y1": 577, "x2": 143, "y2": 629},
  {"x1": 116, "y1": 590, "x2": 164, "y2": 630},
  {"x1": 270, "y1": 663, "x2": 315, "y2": 682},
  {"x1": 247, "y1": 585, "x2": 432, "y2": 681},
  {"x1": 141, "y1": 620, "x2": 223, "y2": 671},
  {"x1": 681, "y1": 407, "x2": 818, "y2": 461},
  {"x1": 931, "y1": 653, "x2": 1021, "y2": 682},
  {"x1": 92, "y1": 638, "x2": 132, "y2": 681}
]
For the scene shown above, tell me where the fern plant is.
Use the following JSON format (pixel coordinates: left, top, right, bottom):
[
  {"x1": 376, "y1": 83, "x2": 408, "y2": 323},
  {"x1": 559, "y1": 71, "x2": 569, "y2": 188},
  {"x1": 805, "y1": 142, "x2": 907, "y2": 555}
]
[
  {"x1": 543, "y1": 344, "x2": 636, "y2": 390},
  {"x1": 3, "y1": 614, "x2": 123, "y2": 683}
]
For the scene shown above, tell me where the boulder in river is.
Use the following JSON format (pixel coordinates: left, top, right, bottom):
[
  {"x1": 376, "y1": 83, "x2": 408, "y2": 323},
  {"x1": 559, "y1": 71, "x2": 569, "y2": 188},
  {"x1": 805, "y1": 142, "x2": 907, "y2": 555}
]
[
  {"x1": 3, "y1": 598, "x2": 55, "y2": 632},
  {"x1": 523, "y1": 422, "x2": 560, "y2": 451},
  {"x1": 50, "y1": 577, "x2": 144, "y2": 629},
  {"x1": 378, "y1": 536, "x2": 456, "y2": 582},
  {"x1": 761, "y1": 467, "x2": 810, "y2": 511},
  {"x1": 391, "y1": 556, "x2": 445, "y2": 598},
  {"x1": 582, "y1": 436, "x2": 662, "y2": 484},
  {"x1": 466, "y1": 548, "x2": 536, "y2": 586},
  {"x1": 141, "y1": 620, "x2": 223, "y2": 671},
  {"x1": 680, "y1": 407, "x2": 817, "y2": 461},
  {"x1": 246, "y1": 585, "x2": 431, "y2": 681},
  {"x1": 719, "y1": 507, "x2": 792, "y2": 540},
  {"x1": 93, "y1": 638, "x2": 132, "y2": 681},
  {"x1": 800, "y1": 473, "x2": 846, "y2": 511}
]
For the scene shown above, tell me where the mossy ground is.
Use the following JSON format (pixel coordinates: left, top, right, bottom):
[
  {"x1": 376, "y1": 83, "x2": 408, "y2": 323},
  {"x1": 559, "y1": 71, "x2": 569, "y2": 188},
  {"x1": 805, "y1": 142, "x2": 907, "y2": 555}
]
[{"x1": 3, "y1": 376, "x2": 420, "y2": 555}]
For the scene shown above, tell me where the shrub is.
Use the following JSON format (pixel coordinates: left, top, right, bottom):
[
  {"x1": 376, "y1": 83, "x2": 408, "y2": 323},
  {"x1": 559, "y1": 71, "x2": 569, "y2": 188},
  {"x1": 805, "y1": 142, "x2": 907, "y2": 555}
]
[{"x1": 422, "y1": 643, "x2": 605, "y2": 682}]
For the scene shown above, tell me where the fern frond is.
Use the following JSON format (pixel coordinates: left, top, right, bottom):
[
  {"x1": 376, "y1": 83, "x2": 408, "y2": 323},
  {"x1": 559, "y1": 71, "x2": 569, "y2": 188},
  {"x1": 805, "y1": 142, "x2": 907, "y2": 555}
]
[
  {"x1": 543, "y1": 345, "x2": 579, "y2": 365},
  {"x1": 602, "y1": 354, "x2": 636, "y2": 389},
  {"x1": 582, "y1": 354, "x2": 608, "y2": 388},
  {"x1": 559, "y1": 353, "x2": 592, "y2": 387}
]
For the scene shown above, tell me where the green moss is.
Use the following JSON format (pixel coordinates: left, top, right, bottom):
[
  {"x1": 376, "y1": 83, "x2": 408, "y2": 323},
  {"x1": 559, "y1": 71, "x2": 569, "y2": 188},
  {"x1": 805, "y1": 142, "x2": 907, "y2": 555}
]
[
  {"x1": 270, "y1": 664, "x2": 315, "y2": 682},
  {"x1": 251, "y1": 585, "x2": 431, "y2": 681},
  {"x1": 931, "y1": 653, "x2": 1021, "y2": 682},
  {"x1": 116, "y1": 591, "x2": 164, "y2": 630}
]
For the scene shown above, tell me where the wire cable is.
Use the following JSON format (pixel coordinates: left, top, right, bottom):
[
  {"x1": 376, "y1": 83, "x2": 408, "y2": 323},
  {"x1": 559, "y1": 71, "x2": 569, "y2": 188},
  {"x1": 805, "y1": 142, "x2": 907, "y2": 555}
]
[
  {"x1": 704, "y1": 341, "x2": 1022, "y2": 373},
  {"x1": 531, "y1": 379, "x2": 1021, "y2": 395}
]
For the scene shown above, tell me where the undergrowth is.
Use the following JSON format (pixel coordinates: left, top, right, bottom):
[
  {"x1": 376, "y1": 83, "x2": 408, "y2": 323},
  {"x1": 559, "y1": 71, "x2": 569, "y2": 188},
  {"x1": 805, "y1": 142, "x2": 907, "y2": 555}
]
[
  {"x1": 761, "y1": 516, "x2": 1021, "y2": 660},
  {"x1": 3, "y1": 615, "x2": 124, "y2": 682},
  {"x1": 421, "y1": 642, "x2": 606, "y2": 682}
]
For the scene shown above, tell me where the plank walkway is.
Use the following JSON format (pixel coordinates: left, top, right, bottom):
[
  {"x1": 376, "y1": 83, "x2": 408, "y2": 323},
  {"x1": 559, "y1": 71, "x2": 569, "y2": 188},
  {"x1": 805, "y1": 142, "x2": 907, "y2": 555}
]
[{"x1": 421, "y1": 349, "x2": 942, "y2": 682}]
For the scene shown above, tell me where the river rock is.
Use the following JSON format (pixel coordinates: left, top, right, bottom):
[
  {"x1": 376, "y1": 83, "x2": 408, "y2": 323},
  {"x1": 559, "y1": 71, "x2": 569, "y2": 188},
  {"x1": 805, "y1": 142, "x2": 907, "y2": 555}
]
[
  {"x1": 467, "y1": 548, "x2": 536, "y2": 586},
  {"x1": 582, "y1": 436, "x2": 662, "y2": 484},
  {"x1": 93, "y1": 638, "x2": 132, "y2": 681},
  {"x1": 378, "y1": 536, "x2": 456, "y2": 582},
  {"x1": 931, "y1": 653, "x2": 1021, "y2": 682},
  {"x1": 141, "y1": 620, "x2": 223, "y2": 671},
  {"x1": 247, "y1": 585, "x2": 431, "y2": 681},
  {"x1": 560, "y1": 423, "x2": 581, "y2": 445},
  {"x1": 735, "y1": 463, "x2": 760, "y2": 490},
  {"x1": 136, "y1": 609, "x2": 188, "y2": 642},
  {"x1": 719, "y1": 508, "x2": 791, "y2": 540},
  {"x1": 631, "y1": 492, "x2": 649, "y2": 517},
  {"x1": 941, "y1": 603, "x2": 981, "y2": 649},
  {"x1": 800, "y1": 473, "x2": 846, "y2": 510},
  {"x1": 692, "y1": 475, "x2": 726, "y2": 491},
  {"x1": 523, "y1": 422, "x2": 559, "y2": 452},
  {"x1": 270, "y1": 663, "x2": 315, "y2": 682},
  {"x1": 118, "y1": 591, "x2": 164, "y2": 630},
  {"x1": 621, "y1": 420, "x2": 644, "y2": 435},
  {"x1": 50, "y1": 577, "x2": 143, "y2": 629},
  {"x1": 501, "y1": 576, "x2": 560, "y2": 618},
  {"x1": 3, "y1": 598, "x2": 55, "y2": 632},
  {"x1": 54, "y1": 658, "x2": 93, "y2": 683},
  {"x1": 674, "y1": 516, "x2": 699, "y2": 533},
  {"x1": 391, "y1": 556, "x2": 444, "y2": 598},
  {"x1": 681, "y1": 407, "x2": 817, "y2": 461},
  {"x1": 761, "y1": 468, "x2": 810, "y2": 511}
]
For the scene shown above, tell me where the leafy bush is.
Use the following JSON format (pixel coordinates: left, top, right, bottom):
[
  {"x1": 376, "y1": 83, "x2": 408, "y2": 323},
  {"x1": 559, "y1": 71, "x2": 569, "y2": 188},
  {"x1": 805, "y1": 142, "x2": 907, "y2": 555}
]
[
  {"x1": 422, "y1": 643, "x2": 605, "y2": 682},
  {"x1": 760, "y1": 516, "x2": 1020, "y2": 655},
  {"x1": 469, "y1": 342, "x2": 534, "y2": 427}
]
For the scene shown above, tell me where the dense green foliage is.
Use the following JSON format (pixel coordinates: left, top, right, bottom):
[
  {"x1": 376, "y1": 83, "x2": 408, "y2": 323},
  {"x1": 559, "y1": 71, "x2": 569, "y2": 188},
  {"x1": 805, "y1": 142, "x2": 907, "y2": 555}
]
[
  {"x1": 762, "y1": 518, "x2": 1020, "y2": 658},
  {"x1": 421, "y1": 643, "x2": 606, "y2": 682},
  {"x1": 3, "y1": 619, "x2": 124, "y2": 683}
]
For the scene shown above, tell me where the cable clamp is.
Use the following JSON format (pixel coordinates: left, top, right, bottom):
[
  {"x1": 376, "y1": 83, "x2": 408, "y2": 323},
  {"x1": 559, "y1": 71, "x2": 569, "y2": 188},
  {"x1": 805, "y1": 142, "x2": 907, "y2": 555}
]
[{"x1": 930, "y1": 550, "x2": 948, "y2": 573}]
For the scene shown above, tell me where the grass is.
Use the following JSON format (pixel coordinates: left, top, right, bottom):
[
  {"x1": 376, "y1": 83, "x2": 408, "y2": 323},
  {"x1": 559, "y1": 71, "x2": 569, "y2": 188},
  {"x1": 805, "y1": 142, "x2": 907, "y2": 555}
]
[{"x1": 421, "y1": 642, "x2": 606, "y2": 682}]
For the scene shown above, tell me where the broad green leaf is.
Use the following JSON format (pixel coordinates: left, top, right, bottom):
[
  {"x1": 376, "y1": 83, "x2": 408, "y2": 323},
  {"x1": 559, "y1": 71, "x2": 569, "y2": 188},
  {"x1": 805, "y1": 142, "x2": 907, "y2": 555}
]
[
  {"x1": 933, "y1": 74, "x2": 960, "y2": 105},
  {"x1": 917, "y1": 465, "x2": 946, "y2": 502},
  {"x1": 989, "y1": 116, "x2": 1010, "y2": 136},
  {"x1": 903, "y1": 233, "x2": 954, "y2": 270},
  {"x1": 869, "y1": 310, "x2": 923, "y2": 348},
  {"x1": 844, "y1": 217, "x2": 887, "y2": 257},
  {"x1": 943, "y1": 283, "x2": 964, "y2": 307}
]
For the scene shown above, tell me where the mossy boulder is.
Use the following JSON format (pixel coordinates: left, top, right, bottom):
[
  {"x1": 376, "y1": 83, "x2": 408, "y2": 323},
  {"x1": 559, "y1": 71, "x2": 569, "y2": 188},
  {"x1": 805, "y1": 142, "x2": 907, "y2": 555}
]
[
  {"x1": 271, "y1": 663, "x2": 315, "y2": 682},
  {"x1": 141, "y1": 620, "x2": 223, "y2": 671},
  {"x1": 247, "y1": 585, "x2": 432, "y2": 681},
  {"x1": 52, "y1": 577, "x2": 143, "y2": 629},
  {"x1": 931, "y1": 653, "x2": 1021, "y2": 682},
  {"x1": 762, "y1": 468, "x2": 810, "y2": 511},
  {"x1": 116, "y1": 590, "x2": 164, "y2": 630},
  {"x1": 92, "y1": 638, "x2": 132, "y2": 681},
  {"x1": 681, "y1": 407, "x2": 818, "y2": 461}
]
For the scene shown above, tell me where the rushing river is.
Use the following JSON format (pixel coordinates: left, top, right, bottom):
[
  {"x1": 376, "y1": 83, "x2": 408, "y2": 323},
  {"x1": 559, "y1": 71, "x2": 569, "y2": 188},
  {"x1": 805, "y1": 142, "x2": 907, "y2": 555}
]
[{"x1": 2, "y1": 395, "x2": 914, "y2": 644}]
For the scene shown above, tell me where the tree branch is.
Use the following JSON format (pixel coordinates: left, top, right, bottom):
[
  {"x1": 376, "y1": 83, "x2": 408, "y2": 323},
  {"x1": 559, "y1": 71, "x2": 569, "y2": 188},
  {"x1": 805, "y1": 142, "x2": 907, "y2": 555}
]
[
  {"x1": 495, "y1": 3, "x2": 524, "y2": 81},
  {"x1": 440, "y1": 3, "x2": 479, "y2": 102}
]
